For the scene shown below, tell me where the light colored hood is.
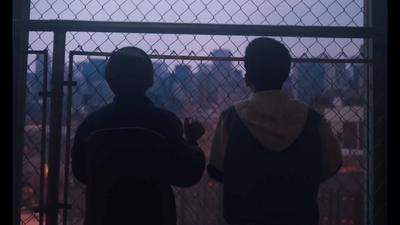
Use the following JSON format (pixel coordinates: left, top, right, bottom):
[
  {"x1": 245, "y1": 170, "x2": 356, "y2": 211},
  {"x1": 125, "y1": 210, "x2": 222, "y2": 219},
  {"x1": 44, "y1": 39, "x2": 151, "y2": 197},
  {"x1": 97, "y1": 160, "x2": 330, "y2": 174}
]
[{"x1": 234, "y1": 90, "x2": 309, "y2": 152}]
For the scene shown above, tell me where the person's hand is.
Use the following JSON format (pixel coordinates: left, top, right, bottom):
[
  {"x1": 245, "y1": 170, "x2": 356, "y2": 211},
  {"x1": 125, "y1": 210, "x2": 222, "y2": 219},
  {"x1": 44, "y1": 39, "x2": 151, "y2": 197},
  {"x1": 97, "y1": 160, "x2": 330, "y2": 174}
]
[{"x1": 184, "y1": 117, "x2": 205, "y2": 142}]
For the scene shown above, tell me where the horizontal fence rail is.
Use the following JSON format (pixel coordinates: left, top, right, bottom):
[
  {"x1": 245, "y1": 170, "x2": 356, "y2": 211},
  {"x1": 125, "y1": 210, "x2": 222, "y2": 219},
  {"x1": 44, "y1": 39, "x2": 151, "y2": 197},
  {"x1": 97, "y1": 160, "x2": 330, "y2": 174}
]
[
  {"x1": 70, "y1": 51, "x2": 374, "y2": 63},
  {"x1": 13, "y1": 20, "x2": 380, "y2": 38}
]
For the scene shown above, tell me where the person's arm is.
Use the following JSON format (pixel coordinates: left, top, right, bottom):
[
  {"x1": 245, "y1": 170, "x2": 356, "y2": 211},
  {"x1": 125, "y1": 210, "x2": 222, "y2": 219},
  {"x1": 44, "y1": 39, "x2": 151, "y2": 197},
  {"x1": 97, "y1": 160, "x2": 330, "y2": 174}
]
[
  {"x1": 71, "y1": 124, "x2": 87, "y2": 185},
  {"x1": 206, "y1": 116, "x2": 227, "y2": 183},
  {"x1": 320, "y1": 120, "x2": 343, "y2": 183},
  {"x1": 166, "y1": 117, "x2": 206, "y2": 188}
]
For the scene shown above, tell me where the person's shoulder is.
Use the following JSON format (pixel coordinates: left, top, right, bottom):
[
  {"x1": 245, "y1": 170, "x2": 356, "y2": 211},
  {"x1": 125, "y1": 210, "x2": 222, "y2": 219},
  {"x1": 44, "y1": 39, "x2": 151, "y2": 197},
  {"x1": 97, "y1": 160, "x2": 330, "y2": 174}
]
[
  {"x1": 148, "y1": 106, "x2": 184, "y2": 138},
  {"x1": 147, "y1": 106, "x2": 184, "y2": 129},
  {"x1": 221, "y1": 105, "x2": 236, "y2": 116},
  {"x1": 224, "y1": 98, "x2": 252, "y2": 119},
  {"x1": 78, "y1": 104, "x2": 113, "y2": 128},
  {"x1": 218, "y1": 105, "x2": 241, "y2": 126},
  {"x1": 306, "y1": 106, "x2": 325, "y2": 124},
  {"x1": 287, "y1": 97, "x2": 323, "y2": 120},
  {"x1": 151, "y1": 106, "x2": 179, "y2": 119}
]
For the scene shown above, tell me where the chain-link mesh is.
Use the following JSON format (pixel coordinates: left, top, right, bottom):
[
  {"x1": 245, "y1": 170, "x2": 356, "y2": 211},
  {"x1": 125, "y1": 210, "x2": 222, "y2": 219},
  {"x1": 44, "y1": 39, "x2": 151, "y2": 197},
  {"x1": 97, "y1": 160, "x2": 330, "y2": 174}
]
[
  {"x1": 21, "y1": 51, "x2": 51, "y2": 225},
  {"x1": 29, "y1": 0, "x2": 365, "y2": 27},
  {"x1": 371, "y1": 54, "x2": 387, "y2": 225},
  {"x1": 23, "y1": 36, "x2": 371, "y2": 225},
  {"x1": 18, "y1": 1, "x2": 383, "y2": 225},
  {"x1": 50, "y1": 48, "x2": 369, "y2": 225}
]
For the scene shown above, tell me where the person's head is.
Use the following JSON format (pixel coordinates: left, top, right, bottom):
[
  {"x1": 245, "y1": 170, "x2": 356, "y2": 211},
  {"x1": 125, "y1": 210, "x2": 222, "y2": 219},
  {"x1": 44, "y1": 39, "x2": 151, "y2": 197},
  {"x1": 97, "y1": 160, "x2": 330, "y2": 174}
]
[
  {"x1": 244, "y1": 37, "x2": 292, "y2": 92},
  {"x1": 105, "y1": 47, "x2": 154, "y2": 96}
]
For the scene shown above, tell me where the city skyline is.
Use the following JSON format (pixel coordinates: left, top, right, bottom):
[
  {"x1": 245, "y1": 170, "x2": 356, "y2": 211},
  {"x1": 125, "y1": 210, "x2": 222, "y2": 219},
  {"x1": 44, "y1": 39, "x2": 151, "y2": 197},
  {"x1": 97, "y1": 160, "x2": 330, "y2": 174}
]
[{"x1": 26, "y1": 46, "x2": 365, "y2": 125}]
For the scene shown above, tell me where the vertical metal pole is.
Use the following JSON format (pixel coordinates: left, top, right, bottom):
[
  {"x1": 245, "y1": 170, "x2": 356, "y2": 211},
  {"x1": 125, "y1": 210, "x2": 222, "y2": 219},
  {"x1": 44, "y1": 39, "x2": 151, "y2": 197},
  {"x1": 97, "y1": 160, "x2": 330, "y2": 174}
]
[
  {"x1": 364, "y1": 55, "x2": 374, "y2": 225},
  {"x1": 364, "y1": 0, "x2": 374, "y2": 224},
  {"x1": 13, "y1": 1, "x2": 30, "y2": 225},
  {"x1": 13, "y1": 31, "x2": 28, "y2": 225},
  {"x1": 336, "y1": 190, "x2": 341, "y2": 225},
  {"x1": 181, "y1": 188, "x2": 186, "y2": 224},
  {"x1": 355, "y1": 192, "x2": 364, "y2": 225},
  {"x1": 46, "y1": 31, "x2": 66, "y2": 225},
  {"x1": 62, "y1": 53, "x2": 74, "y2": 225},
  {"x1": 39, "y1": 50, "x2": 49, "y2": 225},
  {"x1": 328, "y1": 193, "x2": 333, "y2": 225},
  {"x1": 371, "y1": 0, "x2": 388, "y2": 224},
  {"x1": 217, "y1": 185, "x2": 224, "y2": 225}
]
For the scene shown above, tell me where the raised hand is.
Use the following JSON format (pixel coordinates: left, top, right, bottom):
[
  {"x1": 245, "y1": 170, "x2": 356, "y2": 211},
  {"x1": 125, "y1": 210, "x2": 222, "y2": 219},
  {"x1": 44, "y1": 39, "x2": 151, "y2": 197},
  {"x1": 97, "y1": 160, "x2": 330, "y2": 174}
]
[{"x1": 184, "y1": 117, "x2": 205, "y2": 142}]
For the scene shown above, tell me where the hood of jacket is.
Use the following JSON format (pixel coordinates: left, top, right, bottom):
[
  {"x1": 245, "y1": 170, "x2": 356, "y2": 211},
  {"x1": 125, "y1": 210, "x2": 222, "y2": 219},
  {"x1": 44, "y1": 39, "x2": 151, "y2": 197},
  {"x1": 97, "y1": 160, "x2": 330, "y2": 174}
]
[{"x1": 234, "y1": 90, "x2": 309, "y2": 152}]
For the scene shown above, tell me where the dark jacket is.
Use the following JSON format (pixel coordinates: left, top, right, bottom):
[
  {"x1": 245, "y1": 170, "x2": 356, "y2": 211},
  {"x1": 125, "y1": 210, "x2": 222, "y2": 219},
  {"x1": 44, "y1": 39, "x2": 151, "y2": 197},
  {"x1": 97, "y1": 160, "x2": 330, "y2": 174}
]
[
  {"x1": 71, "y1": 95, "x2": 206, "y2": 225},
  {"x1": 207, "y1": 90, "x2": 342, "y2": 225}
]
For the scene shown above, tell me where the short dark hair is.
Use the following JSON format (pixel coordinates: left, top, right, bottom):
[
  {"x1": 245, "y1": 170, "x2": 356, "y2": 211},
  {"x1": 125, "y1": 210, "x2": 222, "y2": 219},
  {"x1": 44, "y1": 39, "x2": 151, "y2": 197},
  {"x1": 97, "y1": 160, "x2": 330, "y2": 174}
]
[
  {"x1": 244, "y1": 38, "x2": 292, "y2": 90},
  {"x1": 105, "y1": 47, "x2": 153, "y2": 96}
]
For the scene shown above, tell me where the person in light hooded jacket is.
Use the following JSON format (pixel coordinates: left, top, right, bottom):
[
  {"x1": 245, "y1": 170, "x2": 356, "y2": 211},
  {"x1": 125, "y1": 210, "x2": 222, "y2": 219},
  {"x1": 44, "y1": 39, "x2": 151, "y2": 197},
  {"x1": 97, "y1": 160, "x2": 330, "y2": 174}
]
[{"x1": 207, "y1": 37, "x2": 343, "y2": 225}]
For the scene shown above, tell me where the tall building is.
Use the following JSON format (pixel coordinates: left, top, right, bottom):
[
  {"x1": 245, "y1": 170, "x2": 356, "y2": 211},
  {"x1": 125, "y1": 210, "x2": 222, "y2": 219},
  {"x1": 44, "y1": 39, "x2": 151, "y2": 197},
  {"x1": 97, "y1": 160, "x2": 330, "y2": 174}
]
[
  {"x1": 27, "y1": 53, "x2": 52, "y2": 106},
  {"x1": 322, "y1": 45, "x2": 365, "y2": 107},
  {"x1": 292, "y1": 61, "x2": 325, "y2": 104},
  {"x1": 194, "y1": 63, "x2": 211, "y2": 105},
  {"x1": 171, "y1": 64, "x2": 192, "y2": 103},
  {"x1": 153, "y1": 60, "x2": 170, "y2": 80},
  {"x1": 148, "y1": 61, "x2": 172, "y2": 108},
  {"x1": 348, "y1": 44, "x2": 364, "y2": 89},
  {"x1": 209, "y1": 49, "x2": 233, "y2": 104},
  {"x1": 207, "y1": 49, "x2": 250, "y2": 108},
  {"x1": 65, "y1": 61, "x2": 97, "y2": 122},
  {"x1": 80, "y1": 58, "x2": 110, "y2": 109},
  {"x1": 293, "y1": 54, "x2": 355, "y2": 105},
  {"x1": 324, "y1": 61, "x2": 348, "y2": 90},
  {"x1": 26, "y1": 72, "x2": 41, "y2": 99},
  {"x1": 282, "y1": 75, "x2": 296, "y2": 99},
  {"x1": 340, "y1": 44, "x2": 365, "y2": 106},
  {"x1": 35, "y1": 53, "x2": 52, "y2": 78},
  {"x1": 25, "y1": 72, "x2": 42, "y2": 121},
  {"x1": 219, "y1": 68, "x2": 247, "y2": 109}
]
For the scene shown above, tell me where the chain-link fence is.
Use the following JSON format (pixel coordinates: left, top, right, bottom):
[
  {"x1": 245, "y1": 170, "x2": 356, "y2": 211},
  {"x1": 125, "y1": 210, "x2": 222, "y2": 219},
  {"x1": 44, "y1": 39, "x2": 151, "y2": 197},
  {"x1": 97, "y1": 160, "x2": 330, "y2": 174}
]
[
  {"x1": 29, "y1": 0, "x2": 365, "y2": 27},
  {"x1": 64, "y1": 52, "x2": 370, "y2": 225},
  {"x1": 21, "y1": 49, "x2": 372, "y2": 225},
  {"x1": 15, "y1": 0, "x2": 386, "y2": 225},
  {"x1": 21, "y1": 50, "x2": 50, "y2": 225}
]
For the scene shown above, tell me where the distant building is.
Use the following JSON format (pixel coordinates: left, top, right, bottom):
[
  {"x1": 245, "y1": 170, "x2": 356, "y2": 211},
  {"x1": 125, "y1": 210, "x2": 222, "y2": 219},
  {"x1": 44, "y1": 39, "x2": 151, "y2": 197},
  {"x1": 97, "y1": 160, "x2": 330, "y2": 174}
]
[
  {"x1": 80, "y1": 58, "x2": 110, "y2": 110},
  {"x1": 208, "y1": 49, "x2": 233, "y2": 104},
  {"x1": 25, "y1": 72, "x2": 43, "y2": 122},
  {"x1": 324, "y1": 61, "x2": 348, "y2": 90},
  {"x1": 292, "y1": 61, "x2": 325, "y2": 104},
  {"x1": 147, "y1": 61, "x2": 172, "y2": 108},
  {"x1": 208, "y1": 49, "x2": 249, "y2": 109},
  {"x1": 317, "y1": 101, "x2": 365, "y2": 225},
  {"x1": 172, "y1": 64, "x2": 193, "y2": 103},
  {"x1": 194, "y1": 63, "x2": 211, "y2": 105},
  {"x1": 35, "y1": 53, "x2": 52, "y2": 78},
  {"x1": 348, "y1": 44, "x2": 365, "y2": 89},
  {"x1": 282, "y1": 75, "x2": 296, "y2": 99}
]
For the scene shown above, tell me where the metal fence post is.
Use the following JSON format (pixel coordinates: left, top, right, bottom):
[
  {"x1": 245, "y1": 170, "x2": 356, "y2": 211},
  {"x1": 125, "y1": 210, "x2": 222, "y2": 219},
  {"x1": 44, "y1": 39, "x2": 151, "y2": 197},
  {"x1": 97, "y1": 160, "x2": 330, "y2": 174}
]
[
  {"x1": 372, "y1": 0, "x2": 388, "y2": 223},
  {"x1": 364, "y1": 0, "x2": 388, "y2": 225},
  {"x1": 39, "y1": 50, "x2": 49, "y2": 225},
  {"x1": 12, "y1": 0, "x2": 30, "y2": 225},
  {"x1": 46, "y1": 31, "x2": 66, "y2": 225}
]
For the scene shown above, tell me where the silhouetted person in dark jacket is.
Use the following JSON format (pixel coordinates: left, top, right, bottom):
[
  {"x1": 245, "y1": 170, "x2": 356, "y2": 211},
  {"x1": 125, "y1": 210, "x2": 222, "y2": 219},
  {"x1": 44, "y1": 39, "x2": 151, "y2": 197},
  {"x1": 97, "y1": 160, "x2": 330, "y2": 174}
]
[
  {"x1": 207, "y1": 38, "x2": 342, "y2": 225},
  {"x1": 71, "y1": 47, "x2": 206, "y2": 225}
]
